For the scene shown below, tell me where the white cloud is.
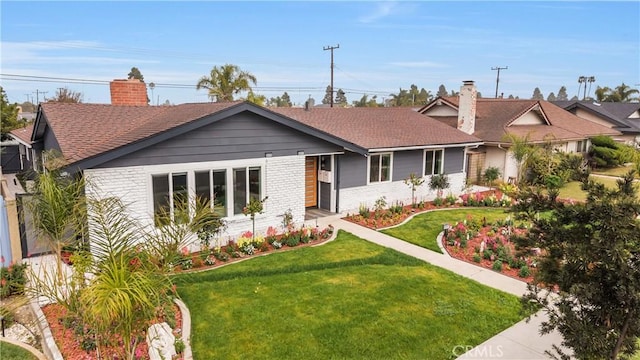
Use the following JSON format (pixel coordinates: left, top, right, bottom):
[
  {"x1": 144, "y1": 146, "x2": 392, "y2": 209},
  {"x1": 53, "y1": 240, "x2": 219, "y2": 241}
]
[{"x1": 358, "y1": 1, "x2": 398, "y2": 23}]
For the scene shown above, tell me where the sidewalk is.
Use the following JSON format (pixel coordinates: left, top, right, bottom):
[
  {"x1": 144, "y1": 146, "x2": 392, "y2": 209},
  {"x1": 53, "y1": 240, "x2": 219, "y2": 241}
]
[{"x1": 311, "y1": 214, "x2": 567, "y2": 360}]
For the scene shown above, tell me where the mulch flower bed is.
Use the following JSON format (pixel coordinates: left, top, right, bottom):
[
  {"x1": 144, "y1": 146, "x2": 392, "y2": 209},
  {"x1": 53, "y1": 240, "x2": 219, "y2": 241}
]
[
  {"x1": 441, "y1": 214, "x2": 538, "y2": 283},
  {"x1": 343, "y1": 190, "x2": 513, "y2": 230},
  {"x1": 172, "y1": 225, "x2": 335, "y2": 273},
  {"x1": 42, "y1": 302, "x2": 183, "y2": 360}
]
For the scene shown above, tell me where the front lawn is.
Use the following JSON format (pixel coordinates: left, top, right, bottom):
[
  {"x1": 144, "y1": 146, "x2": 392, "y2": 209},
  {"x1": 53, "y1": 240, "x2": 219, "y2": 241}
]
[
  {"x1": 381, "y1": 208, "x2": 511, "y2": 253},
  {"x1": 0, "y1": 341, "x2": 38, "y2": 360},
  {"x1": 558, "y1": 176, "x2": 640, "y2": 202},
  {"x1": 176, "y1": 231, "x2": 526, "y2": 360}
]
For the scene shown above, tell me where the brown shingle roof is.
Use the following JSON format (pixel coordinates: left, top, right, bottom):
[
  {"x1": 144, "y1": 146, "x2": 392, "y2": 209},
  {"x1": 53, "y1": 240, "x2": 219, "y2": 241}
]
[
  {"x1": 421, "y1": 97, "x2": 620, "y2": 143},
  {"x1": 271, "y1": 107, "x2": 481, "y2": 149},
  {"x1": 9, "y1": 123, "x2": 35, "y2": 145},
  {"x1": 39, "y1": 102, "x2": 481, "y2": 167},
  {"x1": 39, "y1": 102, "x2": 241, "y2": 165}
]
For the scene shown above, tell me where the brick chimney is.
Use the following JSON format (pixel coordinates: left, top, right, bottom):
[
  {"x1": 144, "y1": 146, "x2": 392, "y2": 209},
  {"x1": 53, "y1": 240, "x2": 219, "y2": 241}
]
[
  {"x1": 110, "y1": 78, "x2": 148, "y2": 106},
  {"x1": 457, "y1": 80, "x2": 477, "y2": 135}
]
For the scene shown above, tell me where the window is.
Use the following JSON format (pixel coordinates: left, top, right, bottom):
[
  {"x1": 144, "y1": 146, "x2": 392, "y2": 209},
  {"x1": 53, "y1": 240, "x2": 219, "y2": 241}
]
[
  {"x1": 152, "y1": 172, "x2": 188, "y2": 225},
  {"x1": 369, "y1": 153, "x2": 391, "y2": 183},
  {"x1": 195, "y1": 170, "x2": 227, "y2": 216},
  {"x1": 233, "y1": 167, "x2": 262, "y2": 215},
  {"x1": 425, "y1": 149, "x2": 444, "y2": 175},
  {"x1": 576, "y1": 140, "x2": 588, "y2": 153}
]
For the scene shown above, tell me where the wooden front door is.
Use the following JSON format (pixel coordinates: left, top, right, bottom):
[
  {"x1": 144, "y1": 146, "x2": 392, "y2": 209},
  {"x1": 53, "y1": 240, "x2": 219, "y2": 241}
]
[{"x1": 305, "y1": 157, "x2": 318, "y2": 208}]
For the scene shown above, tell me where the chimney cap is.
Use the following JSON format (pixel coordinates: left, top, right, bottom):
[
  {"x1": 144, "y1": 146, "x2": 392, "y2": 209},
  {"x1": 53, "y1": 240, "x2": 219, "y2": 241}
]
[{"x1": 462, "y1": 80, "x2": 475, "y2": 85}]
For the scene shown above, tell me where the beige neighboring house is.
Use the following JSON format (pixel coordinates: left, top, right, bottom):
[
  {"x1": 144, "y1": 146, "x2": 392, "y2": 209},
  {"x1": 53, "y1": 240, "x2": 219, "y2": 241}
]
[{"x1": 418, "y1": 81, "x2": 621, "y2": 183}]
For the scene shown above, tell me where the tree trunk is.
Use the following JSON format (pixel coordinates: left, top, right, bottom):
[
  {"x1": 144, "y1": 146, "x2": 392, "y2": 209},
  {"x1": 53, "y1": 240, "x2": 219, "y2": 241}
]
[{"x1": 611, "y1": 310, "x2": 633, "y2": 360}]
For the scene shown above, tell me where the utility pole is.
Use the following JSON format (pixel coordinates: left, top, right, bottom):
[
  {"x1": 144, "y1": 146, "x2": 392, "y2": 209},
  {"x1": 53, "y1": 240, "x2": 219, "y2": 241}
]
[
  {"x1": 323, "y1": 44, "x2": 339, "y2": 108},
  {"x1": 491, "y1": 66, "x2": 508, "y2": 98},
  {"x1": 33, "y1": 89, "x2": 48, "y2": 104}
]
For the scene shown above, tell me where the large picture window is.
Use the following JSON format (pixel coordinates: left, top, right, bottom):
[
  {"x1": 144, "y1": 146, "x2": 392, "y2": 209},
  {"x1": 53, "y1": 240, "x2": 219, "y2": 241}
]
[
  {"x1": 425, "y1": 149, "x2": 444, "y2": 176},
  {"x1": 152, "y1": 172, "x2": 187, "y2": 225},
  {"x1": 369, "y1": 153, "x2": 392, "y2": 183},
  {"x1": 152, "y1": 165, "x2": 263, "y2": 223}
]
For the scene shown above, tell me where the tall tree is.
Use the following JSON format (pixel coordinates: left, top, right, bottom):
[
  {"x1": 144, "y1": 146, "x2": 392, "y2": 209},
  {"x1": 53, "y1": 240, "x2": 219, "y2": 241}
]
[
  {"x1": 515, "y1": 174, "x2": 640, "y2": 360},
  {"x1": 596, "y1": 83, "x2": 640, "y2": 102},
  {"x1": 556, "y1": 86, "x2": 569, "y2": 101},
  {"x1": 281, "y1": 92, "x2": 292, "y2": 107},
  {"x1": 48, "y1": 87, "x2": 83, "y2": 103},
  {"x1": 531, "y1": 87, "x2": 544, "y2": 100},
  {"x1": 335, "y1": 89, "x2": 348, "y2": 106},
  {"x1": 196, "y1": 64, "x2": 257, "y2": 102},
  {"x1": 1, "y1": 87, "x2": 21, "y2": 140},
  {"x1": 437, "y1": 84, "x2": 448, "y2": 98},
  {"x1": 547, "y1": 92, "x2": 557, "y2": 101},
  {"x1": 322, "y1": 85, "x2": 333, "y2": 105},
  {"x1": 128, "y1": 67, "x2": 144, "y2": 81}
]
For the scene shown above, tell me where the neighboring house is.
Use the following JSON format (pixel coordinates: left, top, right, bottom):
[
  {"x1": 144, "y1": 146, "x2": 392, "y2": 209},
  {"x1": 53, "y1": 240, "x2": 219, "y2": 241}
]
[
  {"x1": 1, "y1": 123, "x2": 36, "y2": 174},
  {"x1": 553, "y1": 100, "x2": 640, "y2": 146},
  {"x1": 419, "y1": 81, "x2": 621, "y2": 183},
  {"x1": 29, "y1": 78, "x2": 481, "y2": 245}
]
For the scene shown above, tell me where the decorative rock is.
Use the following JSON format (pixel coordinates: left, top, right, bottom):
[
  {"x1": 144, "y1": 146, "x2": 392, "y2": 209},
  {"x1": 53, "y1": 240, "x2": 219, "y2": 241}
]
[
  {"x1": 147, "y1": 322, "x2": 176, "y2": 360},
  {"x1": 479, "y1": 240, "x2": 485, "y2": 254}
]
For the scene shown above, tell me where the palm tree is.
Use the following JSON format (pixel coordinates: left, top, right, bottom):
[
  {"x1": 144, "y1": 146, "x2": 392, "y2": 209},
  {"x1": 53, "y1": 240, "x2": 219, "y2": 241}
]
[
  {"x1": 595, "y1": 83, "x2": 639, "y2": 102},
  {"x1": 196, "y1": 64, "x2": 257, "y2": 102}
]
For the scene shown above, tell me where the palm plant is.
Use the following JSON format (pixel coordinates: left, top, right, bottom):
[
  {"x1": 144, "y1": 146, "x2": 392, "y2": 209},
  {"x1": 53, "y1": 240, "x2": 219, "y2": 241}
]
[
  {"x1": 196, "y1": 64, "x2": 257, "y2": 102},
  {"x1": 30, "y1": 163, "x2": 86, "y2": 282},
  {"x1": 502, "y1": 133, "x2": 536, "y2": 184},
  {"x1": 81, "y1": 197, "x2": 174, "y2": 360},
  {"x1": 145, "y1": 195, "x2": 225, "y2": 271}
]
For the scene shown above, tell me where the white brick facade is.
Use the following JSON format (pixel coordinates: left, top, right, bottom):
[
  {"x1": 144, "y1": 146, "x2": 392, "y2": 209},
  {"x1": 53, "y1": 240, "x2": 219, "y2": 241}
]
[
  {"x1": 339, "y1": 172, "x2": 467, "y2": 213},
  {"x1": 84, "y1": 155, "x2": 306, "y2": 249}
]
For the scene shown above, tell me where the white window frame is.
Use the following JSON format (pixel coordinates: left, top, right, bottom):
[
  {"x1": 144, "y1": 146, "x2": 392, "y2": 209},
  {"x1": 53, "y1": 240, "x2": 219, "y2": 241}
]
[
  {"x1": 424, "y1": 149, "x2": 445, "y2": 176},
  {"x1": 367, "y1": 152, "x2": 393, "y2": 184},
  {"x1": 151, "y1": 172, "x2": 189, "y2": 224},
  {"x1": 149, "y1": 160, "x2": 265, "y2": 224}
]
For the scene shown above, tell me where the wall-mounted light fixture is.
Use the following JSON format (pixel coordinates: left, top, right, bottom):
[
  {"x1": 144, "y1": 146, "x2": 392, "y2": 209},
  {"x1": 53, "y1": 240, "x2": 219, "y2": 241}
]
[{"x1": 297, "y1": 150, "x2": 305, "y2": 156}]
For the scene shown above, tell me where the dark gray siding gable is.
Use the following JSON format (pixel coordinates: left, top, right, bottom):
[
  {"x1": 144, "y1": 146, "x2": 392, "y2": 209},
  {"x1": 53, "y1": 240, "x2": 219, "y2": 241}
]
[
  {"x1": 392, "y1": 150, "x2": 423, "y2": 182},
  {"x1": 338, "y1": 152, "x2": 366, "y2": 188},
  {"x1": 97, "y1": 111, "x2": 343, "y2": 168},
  {"x1": 444, "y1": 147, "x2": 464, "y2": 174}
]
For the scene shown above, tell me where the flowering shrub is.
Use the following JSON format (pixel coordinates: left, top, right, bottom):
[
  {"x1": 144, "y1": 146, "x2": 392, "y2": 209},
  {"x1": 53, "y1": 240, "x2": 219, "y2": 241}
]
[
  {"x1": 0, "y1": 262, "x2": 28, "y2": 297},
  {"x1": 460, "y1": 191, "x2": 513, "y2": 207}
]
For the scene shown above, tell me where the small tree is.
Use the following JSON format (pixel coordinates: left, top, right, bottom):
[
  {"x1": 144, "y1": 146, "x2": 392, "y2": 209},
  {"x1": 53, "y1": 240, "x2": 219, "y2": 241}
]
[
  {"x1": 242, "y1": 196, "x2": 268, "y2": 240},
  {"x1": 483, "y1": 167, "x2": 501, "y2": 190},
  {"x1": 515, "y1": 175, "x2": 640, "y2": 360},
  {"x1": 404, "y1": 173, "x2": 425, "y2": 207},
  {"x1": 429, "y1": 174, "x2": 450, "y2": 199}
]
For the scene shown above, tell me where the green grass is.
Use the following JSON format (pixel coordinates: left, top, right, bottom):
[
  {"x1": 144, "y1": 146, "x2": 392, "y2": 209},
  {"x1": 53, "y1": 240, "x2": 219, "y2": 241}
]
[
  {"x1": 176, "y1": 231, "x2": 526, "y2": 360},
  {"x1": 380, "y1": 208, "x2": 511, "y2": 253},
  {"x1": 558, "y1": 176, "x2": 640, "y2": 202},
  {"x1": 0, "y1": 340, "x2": 38, "y2": 360},
  {"x1": 591, "y1": 165, "x2": 638, "y2": 178}
]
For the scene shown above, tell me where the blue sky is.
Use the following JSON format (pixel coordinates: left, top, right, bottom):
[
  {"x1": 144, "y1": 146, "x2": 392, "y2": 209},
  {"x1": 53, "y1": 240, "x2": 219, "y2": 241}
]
[{"x1": 1, "y1": 1, "x2": 638, "y2": 106}]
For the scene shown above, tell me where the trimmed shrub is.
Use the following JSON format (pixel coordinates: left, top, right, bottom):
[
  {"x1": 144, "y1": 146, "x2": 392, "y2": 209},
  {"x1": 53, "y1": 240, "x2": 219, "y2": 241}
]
[{"x1": 492, "y1": 260, "x2": 503, "y2": 272}]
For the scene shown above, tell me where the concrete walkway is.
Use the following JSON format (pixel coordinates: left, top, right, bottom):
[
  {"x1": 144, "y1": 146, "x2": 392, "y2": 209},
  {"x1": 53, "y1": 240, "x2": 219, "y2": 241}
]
[{"x1": 310, "y1": 213, "x2": 568, "y2": 360}]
